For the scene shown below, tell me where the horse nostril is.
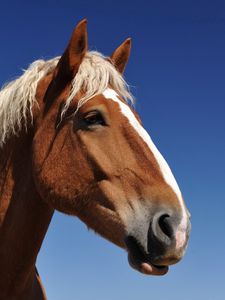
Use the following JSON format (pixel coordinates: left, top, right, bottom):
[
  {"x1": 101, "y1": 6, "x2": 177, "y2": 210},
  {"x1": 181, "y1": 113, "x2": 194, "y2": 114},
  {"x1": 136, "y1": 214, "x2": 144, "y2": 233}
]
[
  {"x1": 147, "y1": 212, "x2": 189, "y2": 263},
  {"x1": 149, "y1": 213, "x2": 178, "y2": 249},
  {"x1": 158, "y1": 214, "x2": 174, "y2": 238}
]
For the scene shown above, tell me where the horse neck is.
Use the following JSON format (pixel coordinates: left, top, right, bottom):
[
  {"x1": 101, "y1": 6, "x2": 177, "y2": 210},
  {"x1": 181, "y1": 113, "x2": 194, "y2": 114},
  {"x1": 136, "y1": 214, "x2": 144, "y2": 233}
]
[{"x1": 0, "y1": 131, "x2": 54, "y2": 299}]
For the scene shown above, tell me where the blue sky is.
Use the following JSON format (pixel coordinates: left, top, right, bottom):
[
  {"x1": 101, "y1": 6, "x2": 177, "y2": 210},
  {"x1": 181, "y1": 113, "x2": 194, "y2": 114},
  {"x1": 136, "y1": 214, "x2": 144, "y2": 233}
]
[{"x1": 1, "y1": 1, "x2": 225, "y2": 299}]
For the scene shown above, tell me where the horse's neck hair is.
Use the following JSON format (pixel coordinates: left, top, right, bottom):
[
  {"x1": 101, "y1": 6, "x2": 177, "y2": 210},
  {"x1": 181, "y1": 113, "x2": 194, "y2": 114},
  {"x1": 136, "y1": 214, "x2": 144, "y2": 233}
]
[
  {"x1": 0, "y1": 51, "x2": 134, "y2": 148},
  {"x1": 0, "y1": 57, "x2": 59, "y2": 147}
]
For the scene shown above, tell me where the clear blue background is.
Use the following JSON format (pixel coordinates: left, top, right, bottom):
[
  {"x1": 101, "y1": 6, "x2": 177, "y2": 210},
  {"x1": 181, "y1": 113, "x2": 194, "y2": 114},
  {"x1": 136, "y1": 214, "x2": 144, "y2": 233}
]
[{"x1": 1, "y1": 1, "x2": 225, "y2": 299}]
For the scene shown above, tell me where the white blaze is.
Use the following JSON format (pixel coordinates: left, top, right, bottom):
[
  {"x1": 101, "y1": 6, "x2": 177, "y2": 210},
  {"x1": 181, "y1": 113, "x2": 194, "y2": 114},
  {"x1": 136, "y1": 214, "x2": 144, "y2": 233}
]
[{"x1": 102, "y1": 88, "x2": 188, "y2": 249}]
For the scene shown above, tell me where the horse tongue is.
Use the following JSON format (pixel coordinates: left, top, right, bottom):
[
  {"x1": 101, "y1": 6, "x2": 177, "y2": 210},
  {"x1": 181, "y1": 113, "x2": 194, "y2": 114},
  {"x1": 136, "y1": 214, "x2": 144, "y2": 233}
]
[
  {"x1": 139, "y1": 262, "x2": 169, "y2": 275},
  {"x1": 140, "y1": 262, "x2": 154, "y2": 274}
]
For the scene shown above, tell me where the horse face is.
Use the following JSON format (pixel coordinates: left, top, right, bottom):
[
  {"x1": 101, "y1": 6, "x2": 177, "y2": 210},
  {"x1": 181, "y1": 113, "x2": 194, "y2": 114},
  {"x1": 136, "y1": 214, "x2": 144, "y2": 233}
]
[
  {"x1": 75, "y1": 89, "x2": 191, "y2": 274},
  {"x1": 32, "y1": 20, "x2": 190, "y2": 276}
]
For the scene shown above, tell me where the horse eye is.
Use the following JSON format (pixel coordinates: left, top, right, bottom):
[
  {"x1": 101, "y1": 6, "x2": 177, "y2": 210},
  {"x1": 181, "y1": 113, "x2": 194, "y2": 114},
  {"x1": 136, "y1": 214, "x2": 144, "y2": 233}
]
[{"x1": 83, "y1": 111, "x2": 106, "y2": 126}]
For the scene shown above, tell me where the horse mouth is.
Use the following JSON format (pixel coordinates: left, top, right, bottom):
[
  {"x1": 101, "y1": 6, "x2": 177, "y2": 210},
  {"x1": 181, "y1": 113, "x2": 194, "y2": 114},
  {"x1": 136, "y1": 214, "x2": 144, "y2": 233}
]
[{"x1": 125, "y1": 236, "x2": 168, "y2": 275}]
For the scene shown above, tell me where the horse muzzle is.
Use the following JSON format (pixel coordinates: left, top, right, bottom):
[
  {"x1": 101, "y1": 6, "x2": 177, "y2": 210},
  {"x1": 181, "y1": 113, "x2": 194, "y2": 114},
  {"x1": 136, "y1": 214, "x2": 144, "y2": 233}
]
[{"x1": 124, "y1": 211, "x2": 191, "y2": 275}]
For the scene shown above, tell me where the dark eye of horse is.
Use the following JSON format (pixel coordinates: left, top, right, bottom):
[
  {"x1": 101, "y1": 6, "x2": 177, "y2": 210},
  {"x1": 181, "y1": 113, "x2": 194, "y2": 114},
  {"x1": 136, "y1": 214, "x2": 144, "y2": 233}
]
[{"x1": 83, "y1": 111, "x2": 106, "y2": 127}]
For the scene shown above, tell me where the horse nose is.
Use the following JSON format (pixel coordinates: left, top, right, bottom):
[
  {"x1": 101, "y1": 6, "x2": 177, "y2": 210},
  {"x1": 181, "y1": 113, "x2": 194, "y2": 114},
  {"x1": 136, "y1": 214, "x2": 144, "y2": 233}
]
[{"x1": 147, "y1": 213, "x2": 189, "y2": 264}]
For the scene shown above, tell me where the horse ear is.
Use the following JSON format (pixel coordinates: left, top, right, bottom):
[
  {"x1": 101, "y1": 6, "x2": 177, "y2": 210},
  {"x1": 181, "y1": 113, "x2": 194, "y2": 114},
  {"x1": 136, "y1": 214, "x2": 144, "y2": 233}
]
[
  {"x1": 57, "y1": 19, "x2": 88, "y2": 80},
  {"x1": 110, "y1": 38, "x2": 131, "y2": 74}
]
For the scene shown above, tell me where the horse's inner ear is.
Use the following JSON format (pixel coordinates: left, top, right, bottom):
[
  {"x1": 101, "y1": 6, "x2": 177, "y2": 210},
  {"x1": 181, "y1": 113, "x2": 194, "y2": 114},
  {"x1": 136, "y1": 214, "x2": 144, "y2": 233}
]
[
  {"x1": 110, "y1": 38, "x2": 131, "y2": 74},
  {"x1": 56, "y1": 19, "x2": 88, "y2": 81}
]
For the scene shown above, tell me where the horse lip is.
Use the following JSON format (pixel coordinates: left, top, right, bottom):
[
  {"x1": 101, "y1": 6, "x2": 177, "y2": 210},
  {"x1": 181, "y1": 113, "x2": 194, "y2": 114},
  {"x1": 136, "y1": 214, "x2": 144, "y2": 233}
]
[
  {"x1": 124, "y1": 236, "x2": 169, "y2": 275},
  {"x1": 125, "y1": 236, "x2": 148, "y2": 261}
]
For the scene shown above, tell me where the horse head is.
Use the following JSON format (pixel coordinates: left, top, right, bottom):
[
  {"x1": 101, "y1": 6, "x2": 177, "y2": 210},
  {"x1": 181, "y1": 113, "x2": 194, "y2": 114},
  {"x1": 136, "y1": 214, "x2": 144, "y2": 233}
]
[{"x1": 32, "y1": 19, "x2": 191, "y2": 276}]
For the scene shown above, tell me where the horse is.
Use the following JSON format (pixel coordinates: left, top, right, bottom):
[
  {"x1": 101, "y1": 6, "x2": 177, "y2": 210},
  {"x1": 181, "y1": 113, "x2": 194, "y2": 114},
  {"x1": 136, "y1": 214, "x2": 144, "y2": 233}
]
[{"x1": 0, "y1": 19, "x2": 191, "y2": 300}]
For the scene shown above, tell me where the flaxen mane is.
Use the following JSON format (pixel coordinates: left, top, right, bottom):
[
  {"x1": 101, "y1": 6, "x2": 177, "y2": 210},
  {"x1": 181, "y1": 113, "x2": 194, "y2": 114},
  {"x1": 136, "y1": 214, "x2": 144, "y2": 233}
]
[{"x1": 0, "y1": 51, "x2": 134, "y2": 147}]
